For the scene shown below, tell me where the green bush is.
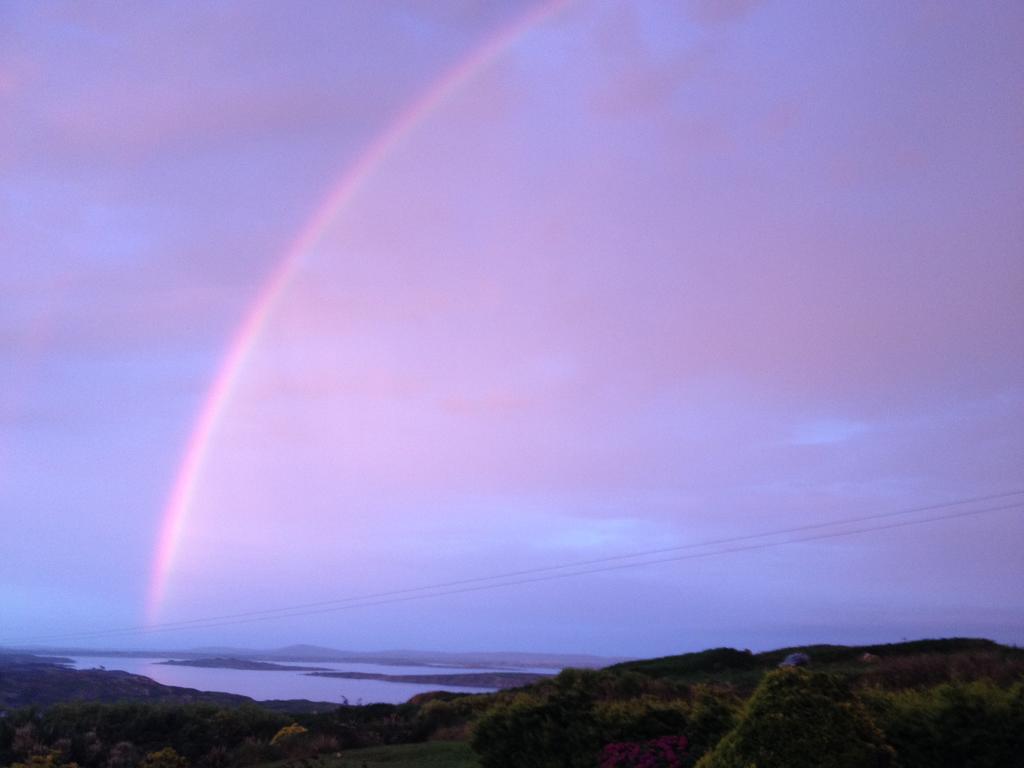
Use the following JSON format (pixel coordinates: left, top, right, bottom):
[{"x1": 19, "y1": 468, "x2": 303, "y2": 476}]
[
  {"x1": 471, "y1": 673, "x2": 697, "y2": 768},
  {"x1": 684, "y1": 686, "x2": 739, "y2": 763},
  {"x1": 471, "y1": 692, "x2": 600, "y2": 768},
  {"x1": 593, "y1": 698, "x2": 688, "y2": 743},
  {"x1": 863, "y1": 680, "x2": 1024, "y2": 768},
  {"x1": 414, "y1": 700, "x2": 461, "y2": 740},
  {"x1": 696, "y1": 669, "x2": 893, "y2": 768}
]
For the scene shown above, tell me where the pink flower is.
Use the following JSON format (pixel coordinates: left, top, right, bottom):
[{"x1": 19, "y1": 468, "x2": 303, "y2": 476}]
[{"x1": 600, "y1": 736, "x2": 688, "y2": 767}]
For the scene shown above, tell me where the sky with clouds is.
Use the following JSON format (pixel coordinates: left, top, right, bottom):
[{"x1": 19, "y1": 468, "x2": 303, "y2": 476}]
[{"x1": 2, "y1": 0, "x2": 1023, "y2": 657}]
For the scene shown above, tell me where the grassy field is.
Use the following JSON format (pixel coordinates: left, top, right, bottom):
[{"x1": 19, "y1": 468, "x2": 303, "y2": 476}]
[{"x1": 269, "y1": 742, "x2": 479, "y2": 768}]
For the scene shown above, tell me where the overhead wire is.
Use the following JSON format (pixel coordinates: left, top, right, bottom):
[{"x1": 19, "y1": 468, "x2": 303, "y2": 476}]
[{"x1": 8, "y1": 490, "x2": 1022, "y2": 645}]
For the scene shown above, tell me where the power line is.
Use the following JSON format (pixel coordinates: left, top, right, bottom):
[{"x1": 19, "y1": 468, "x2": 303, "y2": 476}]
[
  {"x1": 9, "y1": 491, "x2": 1022, "y2": 645},
  {"x1": 128, "y1": 499, "x2": 1019, "y2": 635},
  {"x1": 12, "y1": 491, "x2": 1024, "y2": 643},
  {"x1": 22, "y1": 489, "x2": 1024, "y2": 643}
]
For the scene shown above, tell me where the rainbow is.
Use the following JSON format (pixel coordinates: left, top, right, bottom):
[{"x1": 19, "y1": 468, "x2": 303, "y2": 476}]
[{"x1": 146, "y1": 0, "x2": 570, "y2": 623}]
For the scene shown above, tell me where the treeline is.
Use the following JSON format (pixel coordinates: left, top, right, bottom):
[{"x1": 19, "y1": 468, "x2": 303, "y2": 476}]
[{"x1": 2, "y1": 640, "x2": 1022, "y2": 768}]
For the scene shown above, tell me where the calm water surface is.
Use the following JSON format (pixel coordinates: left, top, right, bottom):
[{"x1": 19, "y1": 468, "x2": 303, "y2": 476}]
[{"x1": 69, "y1": 656, "x2": 521, "y2": 704}]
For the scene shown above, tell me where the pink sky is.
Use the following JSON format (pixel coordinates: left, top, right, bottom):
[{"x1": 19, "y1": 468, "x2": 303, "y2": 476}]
[{"x1": 1, "y1": 1, "x2": 1022, "y2": 656}]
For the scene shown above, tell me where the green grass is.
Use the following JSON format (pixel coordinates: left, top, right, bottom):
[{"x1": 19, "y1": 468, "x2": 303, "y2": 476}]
[{"x1": 272, "y1": 742, "x2": 479, "y2": 768}]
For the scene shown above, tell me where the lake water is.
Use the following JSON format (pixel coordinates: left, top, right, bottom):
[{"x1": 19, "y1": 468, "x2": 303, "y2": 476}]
[{"x1": 68, "y1": 656, "x2": 526, "y2": 705}]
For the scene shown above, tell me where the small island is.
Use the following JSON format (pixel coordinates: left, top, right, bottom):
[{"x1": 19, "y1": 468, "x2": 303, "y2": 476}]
[
  {"x1": 158, "y1": 657, "x2": 331, "y2": 672},
  {"x1": 307, "y1": 670, "x2": 552, "y2": 689}
]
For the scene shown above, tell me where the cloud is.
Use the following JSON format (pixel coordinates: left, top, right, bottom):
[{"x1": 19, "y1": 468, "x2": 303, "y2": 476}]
[
  {"x1": 686, "y1": 0, "x2": 762, "y2": 26},
  {"x1": 0, "y1": 2, "x2": 542, "y2": 172},
  {"x1": 4, "y1": 1, "x2": 1023, "y2": 651},
  {"x1": 790, "y1": 419, "x2": 870, "y2": 446},
  {"x1": 583, "y1": 4, "x2": 711, "y2": 117},
  {"x1": 590, "y1": 49, "x2": 708, "y2": 115},
  {"x1": 0, "y1": 67, "x2": 15, "y2": 95},
  {"x1": 532, "y1": 516, "x2": 675, "y2": 552}
]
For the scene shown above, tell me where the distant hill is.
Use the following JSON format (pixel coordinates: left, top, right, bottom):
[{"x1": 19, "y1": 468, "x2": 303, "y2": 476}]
[
  {"x1": 3, "y1": 639, "x2": 1020, "y2": 715},
  {"x1": 607, "y1": 637, "x2": 1024, "y2": 691},
  {"x1": 307, "y1": 670, "x2": 552, "y2": 689},
  {"x1": 0, "y1": 652, "x2": 73, "y2": 666},
  {"x1": 239, "y1": 645, "x2": 626, "y2": 669},
  {"x1": 0, "y1": 654, "x2": 336, "y2": 713},
  {"x1": 157, "y1": 657, "x2": 330, "y2": 671},
  {"x1": 13, "y1": 644, "x2": 626, "y2": 670}
]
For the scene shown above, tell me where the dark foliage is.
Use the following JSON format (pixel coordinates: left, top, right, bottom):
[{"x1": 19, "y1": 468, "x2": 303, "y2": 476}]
[
  {"x1": 863, "y1": 680, "x2": 1024, "y2": 768},
  {"x1": 470, "y1": 669, "x2": 734, "y2": 768},
  {"x1": 3, "y1": 638, "x2": 1022, "y2": 768},
  {"x1": 0, "y1": 703, "x2": 288, "y2": 768},
  {"x1": 696, "y1": 669, "x2": 894, "y2": 768},
  {"x1": 610, "y1": 648, "x2": 759, "y2": 680},
  {"x1": 608, "y1": 637, "x2": 1024, "y2": 694}
]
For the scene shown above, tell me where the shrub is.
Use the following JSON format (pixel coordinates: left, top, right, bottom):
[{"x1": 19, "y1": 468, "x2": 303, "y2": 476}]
[
  {"x1": 267, "y1": 723, "x2": 313, "y2": 759},
  {"x1": 472, "y1": 687, "x2": 694, "y2": 768},
  {"x1": 230, "y1": 738, "x2": 274, "y2": 766},
  {"x1": 863, "y1": 680, "x2": 1024, "y2": 768},
  {"x1": 269, "y1": 724, "x2": 307, "y2": 747},
  {"x1": 195, "y1": 746, "x2": 227, "y2": 768},
  {"x1": 696, "y1": 669, "x2": 894, "y2": 768},
  {"x1": 105, "y1": 742, "x2": 138, "y2": 768},
  {"x1": 9, "y1": 751, "x2": 80, "y2": 768},
  {"x1": 593, "y1": 698, "x2": 689, "y2": 743},
  {"x1": 472, "y1": 690, "x2": 608, "y2": 768},
  {"x1": 683, "y1": 686, "x2": 739, "y2": 763},
  {"x1": 138, "y1": 748, "x2": 186, "y2": 768},
  {"x1": 414, "y1": 700, "x2": 459, "y2": 740}
]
